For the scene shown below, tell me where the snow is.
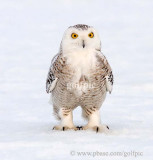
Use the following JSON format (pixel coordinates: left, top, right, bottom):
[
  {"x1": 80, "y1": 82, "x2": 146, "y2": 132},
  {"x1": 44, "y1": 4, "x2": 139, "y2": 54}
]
[{"x1": 0, "y1": 0, "x2": 153, "y2": 159}]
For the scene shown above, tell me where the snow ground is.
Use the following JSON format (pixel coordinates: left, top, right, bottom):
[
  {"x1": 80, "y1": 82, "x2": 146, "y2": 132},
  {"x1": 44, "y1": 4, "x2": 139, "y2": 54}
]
[{"x1": 0, "y1": 0, "x2": 153, "y2": 159}]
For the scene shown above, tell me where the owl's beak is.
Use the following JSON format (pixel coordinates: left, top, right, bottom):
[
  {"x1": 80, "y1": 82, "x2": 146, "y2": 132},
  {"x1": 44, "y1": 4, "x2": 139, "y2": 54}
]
[{"x1": 82, "y1": 40, "x2": 85, "y2": 48}]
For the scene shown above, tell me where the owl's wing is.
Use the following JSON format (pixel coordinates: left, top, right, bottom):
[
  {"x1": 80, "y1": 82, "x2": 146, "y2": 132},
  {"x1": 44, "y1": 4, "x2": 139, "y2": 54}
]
[
  {"x1": 105, "y1": 70, "x2": 113, "y2": 94},
  {"x1": 96, "y1": 52, "x2": 114, "y2": 94},
  {"x1": 46, "y1": 54, "x2": 59, "y2": 93}
]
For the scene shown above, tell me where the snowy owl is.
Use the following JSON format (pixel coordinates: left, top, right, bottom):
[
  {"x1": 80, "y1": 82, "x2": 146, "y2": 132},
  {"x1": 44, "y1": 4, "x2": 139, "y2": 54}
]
[{"x1": 46, "y1": 24, "x2": 113, "y2": 133}]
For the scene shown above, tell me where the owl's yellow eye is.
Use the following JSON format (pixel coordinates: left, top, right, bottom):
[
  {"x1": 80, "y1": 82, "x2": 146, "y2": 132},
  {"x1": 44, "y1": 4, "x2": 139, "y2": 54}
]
[
  {"x1": 88, "y1": 32, "x2": 94, "y2": 38},
  {"x1": 71, "y1": 33, "x2": 78, "y2": 39}
]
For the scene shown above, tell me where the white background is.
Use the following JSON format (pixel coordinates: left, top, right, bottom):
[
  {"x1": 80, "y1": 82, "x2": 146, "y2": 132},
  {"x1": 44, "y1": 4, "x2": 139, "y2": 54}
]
[{"x1": 0, "y1": 0, "x2": 153, "y2": 159}]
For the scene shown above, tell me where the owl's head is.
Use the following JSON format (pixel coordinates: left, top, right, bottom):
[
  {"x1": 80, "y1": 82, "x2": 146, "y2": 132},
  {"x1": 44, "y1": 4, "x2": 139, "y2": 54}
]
[{"x1": 61, "y1": 24, "x2": 101, "y2": 54}]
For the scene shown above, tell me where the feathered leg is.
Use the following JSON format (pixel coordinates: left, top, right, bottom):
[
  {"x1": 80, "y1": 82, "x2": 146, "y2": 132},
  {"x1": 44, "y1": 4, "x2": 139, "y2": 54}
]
[
  {"x1": 53, "y1": 108, "x2": 77, "y2": 131},
  {"x1": 82, "y1": 107, "x2": 109, "y2": 133}
]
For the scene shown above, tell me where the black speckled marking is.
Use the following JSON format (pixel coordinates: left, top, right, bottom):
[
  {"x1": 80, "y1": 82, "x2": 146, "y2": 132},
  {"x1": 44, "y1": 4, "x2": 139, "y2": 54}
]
[{"x1": 69, "y1": 24, "x2": 91, "y2": 30}]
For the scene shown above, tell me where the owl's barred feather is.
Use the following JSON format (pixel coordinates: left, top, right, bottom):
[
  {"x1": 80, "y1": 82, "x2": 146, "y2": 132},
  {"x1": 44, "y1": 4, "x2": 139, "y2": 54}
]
[
  {"x1": 46, "y1": 54, "x2": 60, "y2": 93},
  {"x1": 46, "y1": 24, "x2": 113, "y2": 132}
]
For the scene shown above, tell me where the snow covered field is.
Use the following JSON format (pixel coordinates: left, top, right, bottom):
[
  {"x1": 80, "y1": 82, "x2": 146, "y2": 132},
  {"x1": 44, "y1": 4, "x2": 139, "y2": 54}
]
[{"x1": 0, "y1": 0, "x2": 153, "y2": 159}]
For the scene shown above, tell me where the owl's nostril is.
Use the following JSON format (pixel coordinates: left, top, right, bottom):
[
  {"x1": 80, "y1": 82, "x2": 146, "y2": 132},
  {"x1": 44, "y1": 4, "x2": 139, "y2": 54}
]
[{"x1": 82, "y1": 40, "x2": 85, "y2": 48}]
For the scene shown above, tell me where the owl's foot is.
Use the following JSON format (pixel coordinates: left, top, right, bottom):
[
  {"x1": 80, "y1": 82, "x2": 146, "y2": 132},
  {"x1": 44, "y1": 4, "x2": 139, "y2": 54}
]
[
  {"x1": 82, "y1": 124, "x2": 109, "y2": 133},
  {"x1": 52, "y1": 125, "x2": 78, "y2": 131},
  {"x1": 93, "y1": 125, "x2": 109, "y2": 133},
  {"x1": 76, "y1": 126, "x2": 83, "y2": 130}
]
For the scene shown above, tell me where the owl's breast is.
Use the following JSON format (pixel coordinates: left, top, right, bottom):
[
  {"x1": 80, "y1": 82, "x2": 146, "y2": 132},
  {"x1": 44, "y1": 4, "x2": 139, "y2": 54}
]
[
  {"x1": 69, "y1": 66, "x2": 106, "y2": 97},
  {"x1": 55, "y1": 52, "x2": 106, "y2": 97}
]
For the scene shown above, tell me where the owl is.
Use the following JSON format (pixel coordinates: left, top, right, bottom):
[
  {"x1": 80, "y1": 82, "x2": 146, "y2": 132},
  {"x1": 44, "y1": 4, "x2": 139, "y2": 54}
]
[{"x1": 46, "y1": 24, "x2": 113, "y2": 133}]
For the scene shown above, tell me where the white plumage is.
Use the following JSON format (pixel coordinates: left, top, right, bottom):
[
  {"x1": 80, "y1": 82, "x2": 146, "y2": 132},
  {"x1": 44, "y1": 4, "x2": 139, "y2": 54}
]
[{"x1": 46, "y1": 24, "x2": 113, "y2": 132}]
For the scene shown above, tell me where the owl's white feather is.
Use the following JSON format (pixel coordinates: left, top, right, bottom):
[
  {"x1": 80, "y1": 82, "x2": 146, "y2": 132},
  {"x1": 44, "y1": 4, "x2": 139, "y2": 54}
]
[
  {"x1": 64, "y1": 49, "x2": 97, "y2": 83},
  {"x1": 49, "y1": 77, "x2": 58, "y2": 92},
  {"x1": 105, "y1": 75, "x2": 113, "y2": 93},
  {"x1": 61, "y1": 26, "x2": 101, "y2": 93}
]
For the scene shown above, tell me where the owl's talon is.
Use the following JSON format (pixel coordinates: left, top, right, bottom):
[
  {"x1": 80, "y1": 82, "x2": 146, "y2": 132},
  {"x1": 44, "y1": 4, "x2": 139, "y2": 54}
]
[
  {"x1": 82, "y1": 124, "x2": 110, "y2": 133},
  {"x1": 53, "y1": 125, "x2": 78, "y2": 131},
  {"x1": 96, "y1": 127, "x2": 99, "y2": 133},
  {"x1": 80, "y1": 126, "x2": 83, "y2": 130},
  {"x1": 76, "y1": 126, "x2": 80, "y2": 130},
  {"x1": 76, "y1": 126, "x2": 83, "y2": 130}
]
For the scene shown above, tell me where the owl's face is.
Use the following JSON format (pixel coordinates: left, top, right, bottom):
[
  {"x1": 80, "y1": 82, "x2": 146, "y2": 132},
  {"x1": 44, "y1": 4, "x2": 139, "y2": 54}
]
[{"x1": 61, "y1": 24, "x2": 101, "y2": 54}]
